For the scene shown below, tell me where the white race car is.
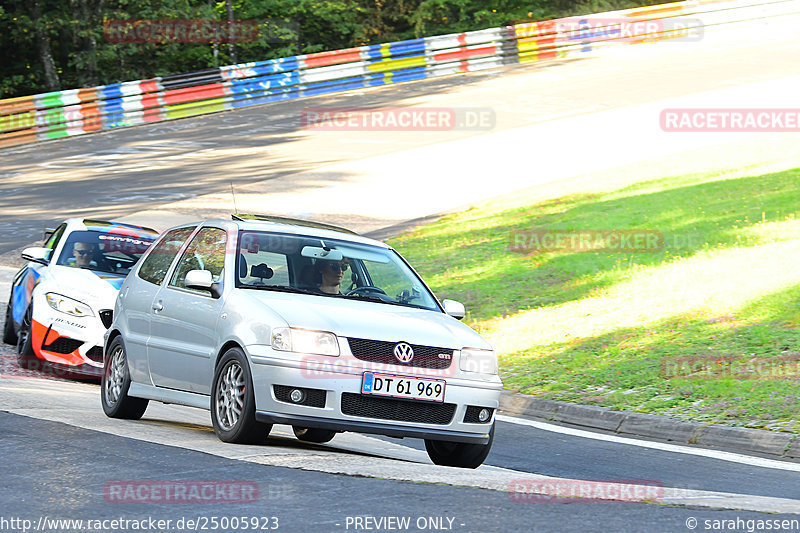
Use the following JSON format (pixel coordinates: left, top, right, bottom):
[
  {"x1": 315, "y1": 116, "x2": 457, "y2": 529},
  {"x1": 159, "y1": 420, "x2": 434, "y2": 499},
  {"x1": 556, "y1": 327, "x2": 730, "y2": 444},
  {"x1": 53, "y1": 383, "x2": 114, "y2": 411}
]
[{"x1": 3, "y1": 218, "x2": 158, "y2": 377}]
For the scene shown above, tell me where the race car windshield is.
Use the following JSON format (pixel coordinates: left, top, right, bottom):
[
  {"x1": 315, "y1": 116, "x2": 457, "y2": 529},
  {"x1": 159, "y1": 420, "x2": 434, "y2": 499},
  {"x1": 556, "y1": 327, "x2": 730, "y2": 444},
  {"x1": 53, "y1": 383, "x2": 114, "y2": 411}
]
[
  {"x1": 56, "y1": 230, "x2": 155, "y2": 276},
  {"x1": 236, "y1": 231, "x2": 441, "y2": 312}
]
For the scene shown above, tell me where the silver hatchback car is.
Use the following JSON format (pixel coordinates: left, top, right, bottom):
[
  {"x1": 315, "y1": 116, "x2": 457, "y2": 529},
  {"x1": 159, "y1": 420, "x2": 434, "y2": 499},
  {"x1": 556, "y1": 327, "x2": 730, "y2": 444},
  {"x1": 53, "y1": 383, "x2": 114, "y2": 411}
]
[{"x1": 101, "y1": 215, "x2": 502, "y2": 468}]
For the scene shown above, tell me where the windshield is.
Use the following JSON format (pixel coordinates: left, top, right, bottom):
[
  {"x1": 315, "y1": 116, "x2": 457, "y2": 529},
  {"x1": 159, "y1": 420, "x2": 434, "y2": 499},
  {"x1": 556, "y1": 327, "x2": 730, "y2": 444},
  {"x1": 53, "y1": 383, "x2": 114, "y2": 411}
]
[
  {"x1": 56, "y1": 230, "x2": 155, "y2": 276},
  {"x1": 236, "y1": 231, "x2": 441, "y2": 311}
]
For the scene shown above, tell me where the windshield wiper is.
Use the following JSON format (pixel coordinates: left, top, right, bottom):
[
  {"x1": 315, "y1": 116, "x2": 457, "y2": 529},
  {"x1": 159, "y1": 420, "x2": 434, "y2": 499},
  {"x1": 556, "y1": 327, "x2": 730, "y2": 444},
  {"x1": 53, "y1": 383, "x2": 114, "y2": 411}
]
[
  {"x1": 345, "y1": 293, "x2": 387, "y2": 304},
  {"x1": 345, "y1": 293, "x2": 426, "y2": 309},
  {"x1": 240, "y1": 284, "x2": 317, "y2": 295}
]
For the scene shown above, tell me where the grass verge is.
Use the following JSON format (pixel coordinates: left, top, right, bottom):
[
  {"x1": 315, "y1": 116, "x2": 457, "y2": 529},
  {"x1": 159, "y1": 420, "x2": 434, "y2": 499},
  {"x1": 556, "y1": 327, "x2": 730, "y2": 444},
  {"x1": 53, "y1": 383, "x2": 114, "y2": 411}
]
[{"x1": 389, "y1": 136, "x2": 800, "y2": 431}]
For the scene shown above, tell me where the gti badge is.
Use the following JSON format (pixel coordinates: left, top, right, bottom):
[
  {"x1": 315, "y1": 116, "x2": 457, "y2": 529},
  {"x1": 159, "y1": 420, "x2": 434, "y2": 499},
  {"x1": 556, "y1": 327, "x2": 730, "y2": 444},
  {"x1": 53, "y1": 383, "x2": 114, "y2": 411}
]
[{"x1": 393, "y1": 342, "x2": 414, "y2": 363}]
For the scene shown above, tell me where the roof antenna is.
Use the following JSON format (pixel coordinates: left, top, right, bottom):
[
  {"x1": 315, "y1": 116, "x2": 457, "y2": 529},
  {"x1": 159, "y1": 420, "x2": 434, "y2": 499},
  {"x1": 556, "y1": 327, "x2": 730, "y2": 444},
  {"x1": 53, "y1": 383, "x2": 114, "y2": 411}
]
[{"x1": 230, "y1": 181, "x2": 238, "y2": 214}]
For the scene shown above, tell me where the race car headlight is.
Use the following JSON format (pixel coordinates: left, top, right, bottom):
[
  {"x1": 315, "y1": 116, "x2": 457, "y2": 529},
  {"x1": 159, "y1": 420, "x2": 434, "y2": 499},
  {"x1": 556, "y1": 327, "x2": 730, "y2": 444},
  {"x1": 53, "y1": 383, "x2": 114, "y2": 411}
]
[
  {"x1": 271, "y1": 327, "x2": 339, "y2": 357},
  {"x1": 459, "y1": 348, "x2": 498, "y2": 375},
  {"x1": 46, "y1": 293, "x2": 94, "y2": 317}
]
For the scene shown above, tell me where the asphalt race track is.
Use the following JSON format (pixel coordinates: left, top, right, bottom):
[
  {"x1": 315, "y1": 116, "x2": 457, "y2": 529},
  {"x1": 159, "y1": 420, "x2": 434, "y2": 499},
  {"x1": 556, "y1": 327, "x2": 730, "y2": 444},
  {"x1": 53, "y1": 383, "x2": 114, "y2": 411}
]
[
  {"x1": 1, "y1": 15, "x2": 799, "y2": 256},
  {"x1": 1, "y1": 13, "x2": 800, "y2": 533},
  {"x1": 2, "y1": 375, "x2": 800, "y2": 532}
]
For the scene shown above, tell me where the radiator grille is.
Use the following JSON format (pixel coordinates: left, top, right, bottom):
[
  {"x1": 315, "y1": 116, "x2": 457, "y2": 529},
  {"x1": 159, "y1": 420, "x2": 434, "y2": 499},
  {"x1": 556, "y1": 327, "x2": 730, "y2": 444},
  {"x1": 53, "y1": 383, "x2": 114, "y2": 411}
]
[
  {"x1": 346, "y1": 338, "x2": 453, "y2": 369},
  {"x1": 341, "y1": 393, "x2": 455, "y2": 425}
]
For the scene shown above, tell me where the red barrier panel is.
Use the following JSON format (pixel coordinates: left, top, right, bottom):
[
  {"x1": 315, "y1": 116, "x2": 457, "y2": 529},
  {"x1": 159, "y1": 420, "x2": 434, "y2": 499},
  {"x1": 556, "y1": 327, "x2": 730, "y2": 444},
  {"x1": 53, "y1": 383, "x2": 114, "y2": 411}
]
[
  {"x1": 305, "y1": 48, "x2": 363, "y2": 68},
  {"x1": 161, "y1": 82, "x2": 227, "y2": 106},
  {"x1": 432, "y1": 44, "x2": 499, "y2": 62}
]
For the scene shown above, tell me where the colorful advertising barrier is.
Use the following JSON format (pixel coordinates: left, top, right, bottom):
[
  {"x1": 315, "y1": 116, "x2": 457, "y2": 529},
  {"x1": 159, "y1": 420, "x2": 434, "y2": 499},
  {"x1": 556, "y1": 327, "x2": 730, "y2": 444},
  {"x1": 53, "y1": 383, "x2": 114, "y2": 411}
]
[{"x1": 0, "y1": 0, "x2": 797, "y2": 148}]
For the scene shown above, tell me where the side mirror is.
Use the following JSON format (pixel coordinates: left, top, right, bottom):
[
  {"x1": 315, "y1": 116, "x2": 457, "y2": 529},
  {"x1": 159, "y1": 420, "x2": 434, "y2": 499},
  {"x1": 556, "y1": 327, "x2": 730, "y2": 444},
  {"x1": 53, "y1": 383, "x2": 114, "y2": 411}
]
[
  {"x1": 442, "y1": 299, "x2": 466, "y2": 320},
  {"x1": 22, "y1": 247, "x2": 50, "y2": 266},
  {"x1": 185, "y1": 269, "x2": 221, "y2": 298}
]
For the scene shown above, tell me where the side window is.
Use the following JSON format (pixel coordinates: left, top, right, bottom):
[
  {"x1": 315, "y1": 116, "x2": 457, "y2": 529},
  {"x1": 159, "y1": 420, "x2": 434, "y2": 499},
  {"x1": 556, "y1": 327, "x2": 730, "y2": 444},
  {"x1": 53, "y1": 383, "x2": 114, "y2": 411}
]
[
  {"x1": 239, "y1": 250, "x2": 290, "y2": 286},
  {"x1": 170, "y1": 227, "x2": 227, "y2": 291},
  {"x1": 137, "y1": 227, "x2": 195, "y2": 286},
  {"x1": 44, "y1": 224, "x2": 67, "y2": 260}
]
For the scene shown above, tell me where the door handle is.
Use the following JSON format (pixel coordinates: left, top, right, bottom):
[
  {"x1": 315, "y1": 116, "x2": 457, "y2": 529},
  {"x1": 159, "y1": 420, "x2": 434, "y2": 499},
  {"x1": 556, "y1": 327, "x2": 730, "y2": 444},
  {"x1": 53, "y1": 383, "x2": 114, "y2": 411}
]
[{"x1": 152, "y1": 301, "x2": 163, "y2": 312}]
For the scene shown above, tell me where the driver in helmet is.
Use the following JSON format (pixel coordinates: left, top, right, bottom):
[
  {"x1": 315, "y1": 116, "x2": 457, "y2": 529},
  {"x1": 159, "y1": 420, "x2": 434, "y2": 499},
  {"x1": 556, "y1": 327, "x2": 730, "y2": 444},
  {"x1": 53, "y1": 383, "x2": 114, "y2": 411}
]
[{"x1": 71, "y1": 242, "x2": 98, "y2": 269}]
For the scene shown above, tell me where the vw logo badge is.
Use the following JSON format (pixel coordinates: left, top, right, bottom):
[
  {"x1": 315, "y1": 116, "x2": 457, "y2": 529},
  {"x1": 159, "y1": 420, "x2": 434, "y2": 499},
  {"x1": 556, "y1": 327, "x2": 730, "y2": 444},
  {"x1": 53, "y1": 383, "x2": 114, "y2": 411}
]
[{"x1": 393, "y1": 342, "x2": 414, "y2": 364}]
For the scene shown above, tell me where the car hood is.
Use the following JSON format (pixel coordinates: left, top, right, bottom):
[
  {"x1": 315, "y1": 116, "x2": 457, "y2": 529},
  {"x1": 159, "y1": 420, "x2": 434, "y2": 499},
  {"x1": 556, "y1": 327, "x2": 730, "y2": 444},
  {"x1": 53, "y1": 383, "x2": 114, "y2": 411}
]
[
  {"x1": 46, "y1": 266, "x2": 123, "y2": 307},
  {"x1": 246, "y1": 291, "x2": 492, "y2": 350}
]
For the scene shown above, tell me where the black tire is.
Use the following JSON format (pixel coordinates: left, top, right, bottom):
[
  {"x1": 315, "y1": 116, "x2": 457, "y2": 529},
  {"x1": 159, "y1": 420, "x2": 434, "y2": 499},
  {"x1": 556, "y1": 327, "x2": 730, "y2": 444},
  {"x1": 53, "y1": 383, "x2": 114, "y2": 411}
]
[
  {"x1": 3, "y1": 298, "x2": 17, "y2": 345},
  {"x1": 16, "y1": 305, "x2": 34, "y2": 360},
  {"x1": 101, "y1": 337, "x2": 149, "y2": 420},
  {"x1": 293, "y1": 426, "x2": 336, "y2": 444},
  {"x1": 211, "y1": 347, "x2": 272, "y2": 444},
  {"x1": 425, "y1": 424, "x2": 495, "y2": 469}
]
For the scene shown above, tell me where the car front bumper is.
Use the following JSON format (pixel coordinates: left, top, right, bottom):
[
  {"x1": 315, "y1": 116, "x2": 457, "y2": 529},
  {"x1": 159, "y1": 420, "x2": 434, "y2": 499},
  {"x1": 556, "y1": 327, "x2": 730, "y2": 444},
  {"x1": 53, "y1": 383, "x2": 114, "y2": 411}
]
[{"x1": 248, "y1": 349, "x2": 502, "y2": 444}]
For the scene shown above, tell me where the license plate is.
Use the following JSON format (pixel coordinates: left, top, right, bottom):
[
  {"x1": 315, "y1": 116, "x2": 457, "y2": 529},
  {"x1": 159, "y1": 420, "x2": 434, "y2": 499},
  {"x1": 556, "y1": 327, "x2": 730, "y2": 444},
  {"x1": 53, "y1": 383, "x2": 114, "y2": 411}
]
[{"x1": 361, "y1": 372, "x2": 445, "y2": 403}]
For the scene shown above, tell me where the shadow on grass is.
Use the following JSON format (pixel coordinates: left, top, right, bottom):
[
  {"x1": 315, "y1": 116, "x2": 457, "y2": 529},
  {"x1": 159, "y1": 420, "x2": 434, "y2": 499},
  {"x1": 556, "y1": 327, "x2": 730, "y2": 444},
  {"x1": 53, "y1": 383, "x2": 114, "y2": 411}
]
[
  {"x1": 393, "y1": 167, "x2": 800, "y2": 322},
  {"x1": 500, "y1": 281, "x2": 800, "y2": 427}
]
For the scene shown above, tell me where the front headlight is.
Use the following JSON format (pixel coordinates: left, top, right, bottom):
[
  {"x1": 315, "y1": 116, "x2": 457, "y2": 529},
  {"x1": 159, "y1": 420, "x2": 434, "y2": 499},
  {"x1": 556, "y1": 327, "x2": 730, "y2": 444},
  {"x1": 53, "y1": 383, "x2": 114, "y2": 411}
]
[
  {"x1": 271, "y1": 327, "x2": 340, "y2": 357},
  {"x1": 46, "y1": 293, "x2": 94, "y2": 317},
  {"x1": 459, "y1": 347, "x2": 498, "y2": 375}
]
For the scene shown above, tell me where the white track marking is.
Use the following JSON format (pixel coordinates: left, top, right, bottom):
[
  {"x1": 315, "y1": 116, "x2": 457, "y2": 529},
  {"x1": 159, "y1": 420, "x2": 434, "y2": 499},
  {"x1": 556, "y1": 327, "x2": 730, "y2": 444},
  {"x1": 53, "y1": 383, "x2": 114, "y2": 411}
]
[
  {"x1": 498, "y1": 414, "x2": 800, "y2": 473},
  {"x1": 1, "y1": 378, "x2": 800, "y2": 512}
]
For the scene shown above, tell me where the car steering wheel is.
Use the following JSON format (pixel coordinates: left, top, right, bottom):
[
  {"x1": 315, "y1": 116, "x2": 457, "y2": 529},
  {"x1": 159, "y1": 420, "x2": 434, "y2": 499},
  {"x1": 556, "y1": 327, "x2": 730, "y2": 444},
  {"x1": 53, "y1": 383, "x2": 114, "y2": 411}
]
[{"x1": 345, "y1": 286, "x2": 387, "y2": 297}]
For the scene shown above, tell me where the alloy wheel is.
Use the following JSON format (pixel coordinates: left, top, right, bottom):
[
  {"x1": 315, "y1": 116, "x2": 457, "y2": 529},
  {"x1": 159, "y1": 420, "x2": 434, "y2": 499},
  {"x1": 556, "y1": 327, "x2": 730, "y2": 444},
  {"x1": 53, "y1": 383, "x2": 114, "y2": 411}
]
[{"x1": 215, "y1": 362, "x2": 245, "y2": 431}]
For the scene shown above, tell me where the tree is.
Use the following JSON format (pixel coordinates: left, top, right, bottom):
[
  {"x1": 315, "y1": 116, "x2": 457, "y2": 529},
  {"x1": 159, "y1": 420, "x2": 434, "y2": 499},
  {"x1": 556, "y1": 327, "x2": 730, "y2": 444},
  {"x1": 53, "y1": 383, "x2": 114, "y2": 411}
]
[{"x1": 0, "y1": 0, "x2": 667, "y2": 99}]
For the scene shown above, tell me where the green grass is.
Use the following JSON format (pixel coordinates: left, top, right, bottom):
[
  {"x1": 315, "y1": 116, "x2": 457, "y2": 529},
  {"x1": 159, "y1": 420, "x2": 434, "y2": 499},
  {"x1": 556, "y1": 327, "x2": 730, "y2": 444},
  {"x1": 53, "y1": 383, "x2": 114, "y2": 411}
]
[{"x1": 389, "y1": 138, "x2": 800, "y2": 431}]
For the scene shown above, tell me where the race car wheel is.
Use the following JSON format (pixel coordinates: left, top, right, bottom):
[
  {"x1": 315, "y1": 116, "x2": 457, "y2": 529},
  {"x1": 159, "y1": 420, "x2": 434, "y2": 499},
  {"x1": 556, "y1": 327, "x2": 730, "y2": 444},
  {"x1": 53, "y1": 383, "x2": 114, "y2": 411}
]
[
  {"x1": 293, "y1": 426, "x2": 337, "y2": 444},
  {"x1": 3, "y1": 298, "x2": 17, "y2": 345},
  {"x1": 211, "y1": 347, "x2": 272, "y2": 444},
  {"x1": 101, "y1": 337, "x2": 148, "y2": 420},
  {"x1": 16, "y1": 305, "x2": 34, "y2": 359},
  {"x1": 424, "y1": 423, "x2": 495, "y2": 469}
]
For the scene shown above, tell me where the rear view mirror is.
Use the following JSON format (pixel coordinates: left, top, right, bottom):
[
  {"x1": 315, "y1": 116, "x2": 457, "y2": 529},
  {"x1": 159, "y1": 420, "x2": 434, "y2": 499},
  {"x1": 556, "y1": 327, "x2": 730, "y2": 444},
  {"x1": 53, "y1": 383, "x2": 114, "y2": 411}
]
[
  {"x1": 301, "y1": 246, "x2": 343, "y2": 261},
  {"x1": 22, "y1": 247, "x2": 50, "y2": 266}
]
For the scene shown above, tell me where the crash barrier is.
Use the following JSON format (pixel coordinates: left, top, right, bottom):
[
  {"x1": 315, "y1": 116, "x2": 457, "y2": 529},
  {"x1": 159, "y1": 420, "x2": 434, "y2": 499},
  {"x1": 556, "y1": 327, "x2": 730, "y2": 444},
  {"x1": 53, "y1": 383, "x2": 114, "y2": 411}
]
[{"x1": 1, "y1": 0, "x2": 798, "y2": 148}]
